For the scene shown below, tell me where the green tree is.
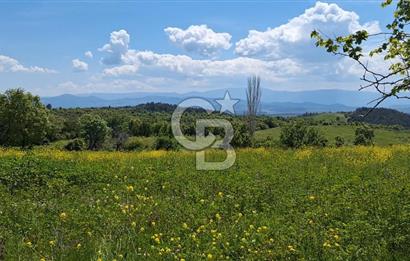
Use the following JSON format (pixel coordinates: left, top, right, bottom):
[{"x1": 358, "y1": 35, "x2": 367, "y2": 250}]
[
  {"x1": 0, "y1": 89, "x2": 50, "y2": 148},
  {"x1": 80, "y1": 114, "x2": 110, "y2": 150},
  {"x1": 312, "y1": 0, "x2": 410, "y2": 110},
  {"x1": 335, "y1": 136, "x2": 345, "y2": 147},
  {"x1": 354, "y1": 126, "x2": 375, "y2": 146},
  {"x1": 280, "y1": 122, "x2": 327, "y2": 148}
]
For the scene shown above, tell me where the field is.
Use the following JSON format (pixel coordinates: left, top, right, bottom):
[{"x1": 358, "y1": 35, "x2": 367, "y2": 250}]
[
  {"x1": 256, "y1": 125, "x2": 410, "y2": 146},
  {"x1": 1, "y1": 147, "x2": 410, "y2": 260}
]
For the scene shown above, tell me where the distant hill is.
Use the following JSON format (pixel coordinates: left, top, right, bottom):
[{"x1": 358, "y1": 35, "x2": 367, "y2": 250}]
[
  {"x1": 41, "y1": 89, "x2": 410, "y2": 114},
  {"x1": 348, "y1": 107, "x2": 410, "y2": 128}
]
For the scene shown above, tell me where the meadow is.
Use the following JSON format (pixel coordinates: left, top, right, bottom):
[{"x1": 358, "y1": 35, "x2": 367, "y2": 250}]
[{"x1": 1, "y1": 147, "x2": 410, "y2": 260}]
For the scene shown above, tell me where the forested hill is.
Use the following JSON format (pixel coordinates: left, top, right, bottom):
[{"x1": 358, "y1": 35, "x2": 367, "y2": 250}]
[{"x1": 348, "y1": 108, "x2": 410, "y2": 128}]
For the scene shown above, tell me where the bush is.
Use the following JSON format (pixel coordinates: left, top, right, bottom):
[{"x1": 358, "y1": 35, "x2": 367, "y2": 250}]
[
  {"x1": 280, "y1": 122, "x2": 327, "y2": 148},
  {"x1": 335, "y1": 136, "x2": 345, "y2": 147},
  {"x1": 64, "y1": 138, "x2": 85, "y2": 151},
  {"x1": 354, "y1": 126, "x2": 374, "y2": 146},
  {"x1": 231, "y1": 122, "x2": 252, "y2": 147},
  {"x1": 154, "y1": 136, "x2": 179, "y2": 150},
  {"x1": 124, "y1": 139, "x2": 144, "y2": 151}
]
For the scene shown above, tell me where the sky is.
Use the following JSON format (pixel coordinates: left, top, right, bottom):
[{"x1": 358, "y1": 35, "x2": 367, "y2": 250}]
[{"x1": 0, "y1": 0, "x2": 396, "y2": 96}]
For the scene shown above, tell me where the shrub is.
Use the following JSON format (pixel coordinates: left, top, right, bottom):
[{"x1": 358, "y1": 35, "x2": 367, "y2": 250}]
[
  {"x1": 280, "y1": 122, "x2": 327, "y2": 148},
  {"x1": 354, "y1": 126, "x2": 374, "y2": 146},
  {"x1": 124, "y1": 139, "x2": 144, "y2": 151},
  {"x1": 154, "y1": 136, "x2": 179, "y2": 150},
  {"x1": 335, "y1": 136, "x2": 345, "y2": 147},
  {"x1": 64, "y1": 138, "x2": 85, "y2": 151}
]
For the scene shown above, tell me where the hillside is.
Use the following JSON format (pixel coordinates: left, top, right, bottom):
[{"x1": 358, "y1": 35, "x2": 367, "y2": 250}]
[{"x1": 348, "y1": 108, "x2": 410, "y2": 128}]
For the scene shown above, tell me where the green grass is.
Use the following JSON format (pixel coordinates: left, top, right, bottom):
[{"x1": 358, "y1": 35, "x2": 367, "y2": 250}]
[
  {"x1": 0, "y1": 147, "x2": 410, "y2": 260},
  {"x1": 256, "y1": 125, "x2": 410, "y2": 146}
]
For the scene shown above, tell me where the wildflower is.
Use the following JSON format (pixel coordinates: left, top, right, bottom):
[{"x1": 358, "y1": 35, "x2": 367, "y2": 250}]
[
  {"x1": 217, "y1": 192, "x2": 223, "y2": 197},
  {"x1": 308, "y1": 219, "x2": 314, "y2": 225},
  {"x1": 200, "y1": 199, "x2": 205, "y2": 204},
  {"x1": 323, "y1": 241, "x2": 331, "y2": 248},
  {"x1": 287, "y1": 245, "x2": 296, "y2": 252},
  {"x1": 180, "y1": 259, "x2": 186, "y2": 261},
  {"x1": 182, "y1": 223, "x2": 188, "y2": 229},
  {"x1": 215, "y1": 213, "x2": 221, "y2": 220},
  {"x1": 151, "y1": 221, "x2": 156, "y2": 226},
  {"x1": 207, "y1": 253, "x2": 213, "y2": 259},
  {"x1": 131, "y1": 222, "x2": 137, "y2": 228},
  {"x1": 76, "y1": 243, "x2": 81, "y2": 249},
  {"x1": 308, "y1": 195, "x2": 316, "y2": 201},
  {"x1": 59, "y1": 212, "x2": 68, "y2": 220},
  {"x1": 49, "y1": 240, "x2": 56, "y2": 246},
  {"x1": 334, "y1": 234, "x2": 340, "y2": 241},
  {"x1": 126, "y1": 185, "x2": 134, "y2": 192},
  {"x1": 25, "y1": 241, "x2": 32, "y2": 248},
  {"x1": 40, "y1": 258, "x2": 46, "y2": 261}
]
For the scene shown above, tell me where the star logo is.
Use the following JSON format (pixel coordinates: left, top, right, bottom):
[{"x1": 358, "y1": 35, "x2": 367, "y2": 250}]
[{"x1": 216, "y1": 91, "x2": 239, "y2": 114}]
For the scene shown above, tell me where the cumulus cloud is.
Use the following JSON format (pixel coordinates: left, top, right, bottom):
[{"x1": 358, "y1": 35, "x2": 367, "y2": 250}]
[
  {"x1": 235, "y1": 1, "x2": 380, "y2": 60},
  {"x1": 98, "y1": 29, "x2": 301, "y2": 81},
  {"x1": 0, "y1": 55, "x2": 56, "y2": 73},
  {"x1": 99, "y1": 29, "x2": 130, "y2": 65},
  {"x1": 164, "y1": 25, "x2": 232, "y2": 57},
  {"x1": 84, "y1": 51, "x2": 93, "y2": 58},
  {"x1": 72, "y1": 59, "x2": 88, "y2": 72}
]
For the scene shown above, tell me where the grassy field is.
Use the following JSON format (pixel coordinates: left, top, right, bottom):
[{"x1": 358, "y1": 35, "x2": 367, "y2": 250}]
[
  {"x1": 256, "y1": 125, "x2": 410, "y2": 146},
  {"x1": 1, "y1": 147, "x2": 410, "y2": 260}
]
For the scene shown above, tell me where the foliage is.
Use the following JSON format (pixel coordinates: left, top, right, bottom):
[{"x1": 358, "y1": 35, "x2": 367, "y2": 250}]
[
  {"x1": 0, "y1": 89, "x2": 50, "y2": 148},
  {"x1": 348, "y1": 107, "x2": 410, "y2": 128},
  {"x1": 280, "y1": 122, "x2": 327, "y2": 148},
  {"x1": 354, "y1": 126, "x2": 375, "y2": 146},
  {"x1": 311, "y1": 0, "x2": 410, "y2": 108},
  {"x1": 334, "y1": 136, "x2": 345, "y2": 147},
  {"x1": 154, "y1": 136, "x2": 179, "y2": 150},
  {"x1": 0, "y1": 147, "x2": 410, "y2": 259},
  {"x1": 64, "y1": 138, "x2": 86, "y2": 151},
  {"x1": 231, "y1": 122, "x2": 252, "y2": 147},
  {"x1": 80, "y1": 114, "x2": 110, "y2": 150}
]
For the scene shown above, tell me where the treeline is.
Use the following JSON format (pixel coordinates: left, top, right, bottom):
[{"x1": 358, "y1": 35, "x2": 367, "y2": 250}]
[{"x1": 348, "y1": 107, "x2": 410, "y2": 129}]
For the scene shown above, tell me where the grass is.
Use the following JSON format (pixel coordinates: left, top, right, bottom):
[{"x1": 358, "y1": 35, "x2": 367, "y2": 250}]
[
  {"x1": 0, "y1": 147, "x2": 410, "y2": 260},
  {"x1": 256, "y1": 125, "x2": 410, "y2": 146}
]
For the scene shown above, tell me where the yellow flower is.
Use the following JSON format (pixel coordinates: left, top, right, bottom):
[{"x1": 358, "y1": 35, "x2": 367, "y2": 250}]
[
  {"x1": 308, "y1": 195, "x2": 316, "y2": 201},
  {"x1": 287, "y1": 245, "x2": 296, "y2": 252},
  {"x1": 40, "y1": 258, "x2": 46, "y2": 261},
  {"x1": 25, "y1": 241, "x2": 32, "y2": 248},
  {"x1": 59, "y1": 212, "x2": 68, "y2": 220},
  {"x1": 215, "y1": 213, "x2": 221, "y2": 220},
  {"x1": 323, "y1": 241, "x2": 331, "y2": 248},
  {"x1": 217, "y1": 192, "x2": 223, "y2": 197},
  {"x1": 182, "y1": 223, "x2": 188, "y2": 229},
  {"x1": 76, "y1": 243, "x2": 81, "y2": 249},
  {"x1": 207, "y1": 253, "x2": 213, "y2": 259},
  {"x1": 49, "y1": 240, "x2": 56, "y2": 246},
  {"x1": 126, "y1": 185, "x2": 134, "y2": 192},
  {"x1": 131, "y1": 221, "x2": 137, "y2": 228}
]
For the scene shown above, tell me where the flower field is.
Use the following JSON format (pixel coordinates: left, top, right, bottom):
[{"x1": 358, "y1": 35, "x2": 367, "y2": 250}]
[{"x1": 0, "y1": 147, "x2": 410, "y2": 260}]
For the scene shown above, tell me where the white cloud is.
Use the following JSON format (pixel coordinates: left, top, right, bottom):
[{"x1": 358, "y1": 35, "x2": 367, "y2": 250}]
[
  {"x1": 0, "y1": 55, "x2": 56, "y2": 73},
  {"x1": 99, "y1": 29, "x2": 130, "y2": 65},
  {"x1": 72, "y1": 58, "x2": 88, "y2": 72},
  {"x1": 164, "y1": 25, "x2": 232, "y2": 57},
  {"x1": 235, "y1": 1, "x2": 380, "y2": 60},
  {"x1": 84, "y1": 51, "x2": 93, "y2": 58},
  {"x1": 105, "y1": 50, "x2": 302, "y2": 82}
]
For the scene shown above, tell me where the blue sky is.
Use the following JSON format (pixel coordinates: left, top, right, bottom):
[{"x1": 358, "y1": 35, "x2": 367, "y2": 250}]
[{"x1": 0, "y1": 0, "x2": 395, "y2": 96}]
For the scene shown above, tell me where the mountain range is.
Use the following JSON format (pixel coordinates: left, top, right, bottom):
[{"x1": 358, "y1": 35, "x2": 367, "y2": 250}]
[{"x1": 41, "y1": 89, "x2": 410, "y2": 115}]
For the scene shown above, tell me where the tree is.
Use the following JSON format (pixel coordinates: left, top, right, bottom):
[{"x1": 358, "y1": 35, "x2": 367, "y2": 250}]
[
  {"x1": 311, "y1": 0, "x2": 410, "y2": 112},
  {"x1": 231, "y1": 122, "x2": 252, "y2": 147},
  {"x1": 335, "y1": 136, "x2": 345, "y2": 147},
  {"x1": 0, "y1": 89, "x2": 50, "y2": 148},
  {"x1": 354, "y1": 126, "x2": 374, "y2": 146},
  {"x1": 246, "y1": 76, "x2": 262, "y2": 137},
  {"x1": 80, "y1": 114, "x2": 110, "y2": 150},
  {"x1": 280, "y1": 122, "x2": 327, "y2": 148}
]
